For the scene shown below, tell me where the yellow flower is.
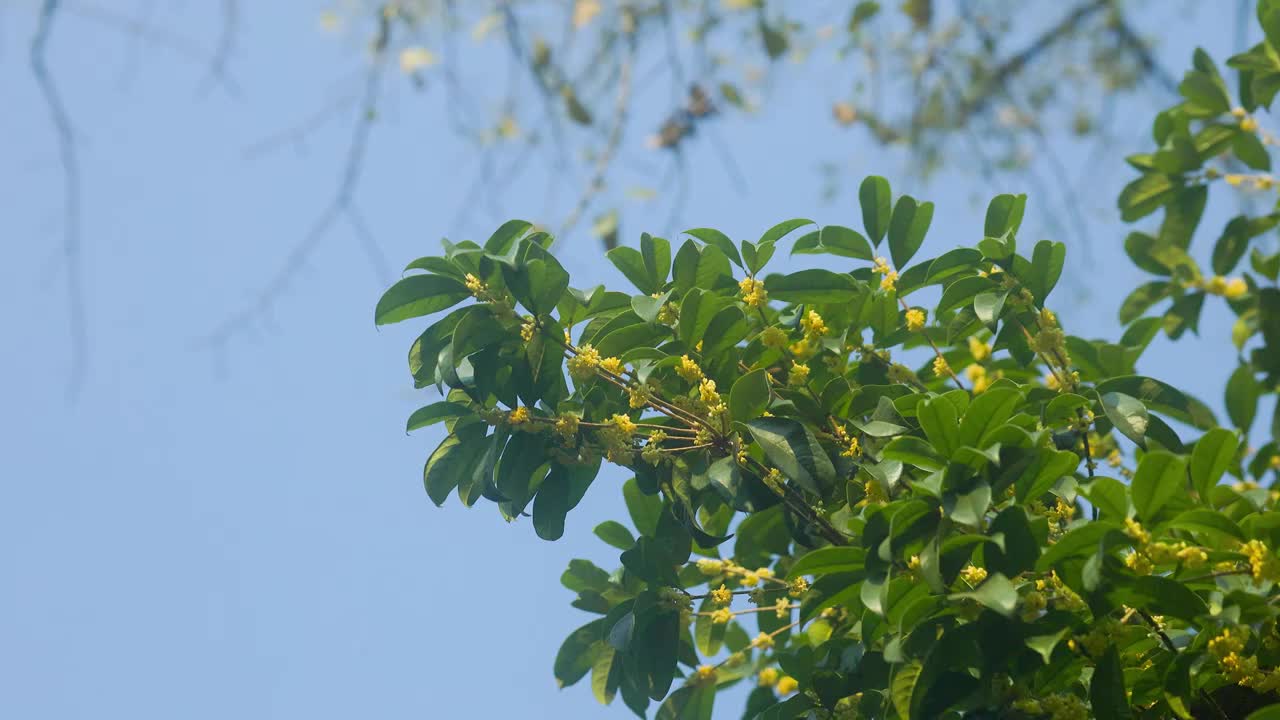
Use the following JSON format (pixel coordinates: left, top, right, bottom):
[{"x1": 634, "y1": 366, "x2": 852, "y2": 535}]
[
  {"x1": 1044, "y1": 371, "x2": 1061, "y2": 391},
  {"x1": 1022, "y1": 590, "x2": 1046, "y2": 615},
  {"x1": 758, "y1": 668, "x2": 779, "y2": 687},
  {"x1": 1125, "y1": 551, "x2": 1154, "y2": 575},
  {"x1": 905, "y1": 308, "x2": 926, "y2": 331},
  {"x1": 1177, "y1": 545, "x2": 1209, "y2": 568},
  {"x1": 1242, "y1": 115, "x2": 1260, "y2": 133},
  {"x1": 960, "y1": 565, "x2": 987, "y2": 585},
  {"x1": 880, "y1": 271, "x2": 898, "y2": 292},
  {"x1": 1225, "y1": 277, "x2": 1249, "y2": 300},
  {"x1": 751, "y1": 632, "x2": 774, "y2": 650},
  {"x1": 965, "y1": 364, "x2": 987, "y2": 382},
  {"x1": 693, "y1": 664, "x2": 717, "y2": 685},
  {"x1": 1107, "y1": 449, "x2": 1122, "y2": 468},
  {"x1": 756, "y1": 567, "x2": 774, "y2": 580},
  {"x1": 968, "y1": 336, "x2": 991, "y2": 361},
  {"x1": 696, "y1": 559, "x2": 724, "y2": 576},
  {"x1": 872, "y1": 256, "x2": 892, "y2": 274},
  {"x1": 464, "y1": 273, "x2": 487, "y2": 296},
  {"x1": 554, "y1": 413, "x2": 580, "y2": 440},
  {"x1": 774, "y1": 597, "x2": 791, "y2": 618},
  {"x1": 789, "y1": 362, "x2": 810, "y2": 386},
  {"x1": 699, "y1": 378, "x2": 720, "y2": 404},
  {"x1": 600, "y1": 357, "x2": 625, "y2": 375},
  {"x1": 1124, "y1": 517, "x2": 1151, "y2": 545},
  {"x1": 861, "y1": 479, "x2": 887, "y2": 506},
  {"x1": 932, "y1": 355, "x2": 951, "y2": 378},
  {"x1": 567, "y1": 344, "x2": 602, "y2": 379},
  {"x1": 610, "y1": 413, "x2": 637, "y2": 435},
  {"x1": 677, "y1": 355, "x2": 704, "y2": 382},
  {"x1": 1210, "y1": 628, "x2": 1247, "y2": 660},
  {"x1": 800, "y1": 310, "x2": 829, "y2": 339},
  {"x1": 907, "y1": 555, "x2": 922, "y2": 571},
  {"x1": 741, "y1": 572, "x2": 760, "y2": 587},
  {"x1": 841, "y1": 436, "x2": 862, "y2": 458},
  {"x1": 398, "y1": 46, "x2": 438, "y2": 74},
  {"x1": 508, "y1": 406, "x2": 531, "y2": 425},
  {"x1": 1242, "y1": 539, "x2": 1280, "y2": 582},
  {"x1": 628, "y1": 385, "x2": 649, "y2": 409},
  {"x1": 520, "y1": 319, "x2": 535, "y2": 342},
  {"x1": 788, "y1": 577, "x2": 809, "y2": 598},
  {"x1": 775, "y1": 676, "x2": 799, "y2": 694},
  {"x1": 710, "y1": 584, "x2": 733, "y2": 605},
  {"x1": 710, "y1": 608, "x2": 733, "y2": 624},
  {"x1": 739, "y1": 277, "x2": 768, "y2": 307},
  {"x1": 1207, "y1": 275, "x2": 1229, "y2": 295},
  {"x1": 760, "y1": 326, "x2": 788, "y2": 348}
]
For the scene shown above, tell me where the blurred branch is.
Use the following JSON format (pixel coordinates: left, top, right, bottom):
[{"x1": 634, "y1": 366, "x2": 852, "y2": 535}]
[
  {"x1": 197, "y1": 0, "x2": 239, "y2": 96},
  {"x1": 1108, "y1": 6, "x2": 1177, "y2": 92},
  {"x1": 203, "y1": 13, "x2": 394, "y2": 349},
  {"x1": 30, "y1": 0, "x2": 86, "y2": 399}
]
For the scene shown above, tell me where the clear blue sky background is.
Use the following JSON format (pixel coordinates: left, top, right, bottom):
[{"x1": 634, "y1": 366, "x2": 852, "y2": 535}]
[{"x1": 0, "y1": 2, "x2": 1253, "y2": 718}]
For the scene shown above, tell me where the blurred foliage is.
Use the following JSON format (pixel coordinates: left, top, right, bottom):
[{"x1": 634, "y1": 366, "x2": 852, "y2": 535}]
[{"x1": 328, "y1": 0, "x2": 1185, "y2": 246}]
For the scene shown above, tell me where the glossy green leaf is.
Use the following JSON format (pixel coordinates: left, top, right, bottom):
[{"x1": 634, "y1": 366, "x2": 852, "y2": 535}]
[
  {"x1": 764, "y1": 269, "x2": 859, "y2": 302},
  {"x1": 594, "y1": 520, "x2": 637, "y2": 550},
  {"x1": 1131, "y1": 451, "x2": 1187, "y2": 523},
  {"x1": 375, "y1": 274, "x2": 471, "y2": 325},
  {"x1": 1190, "y1": 428, "x2": 1239, "y2": 500},
  {"x1": 729, "y1": 369, "x2": 771, "y2": 420},
  {"x1": 746, "y1": 417, "x2": 836, "y2": 495},
  {"x1": 950, "y1": 572, "x2": 1016, "y2": 617},
  {"x1": 984, "y1": 194, "x2": 1026, "y2": 238},
  {"x1": 860, "y1": 176, "x2": 892, "y2": 245},
  {"x1": 684, "y1": 227, "x2": 743, "y2": 268},
  {"x1": 1090, "y1": 645, "x2": 1133, "y2": 720},
  {"x1": 1101, "y1": 392, "x2": 1150, "y2": 447},
  {"x1": 888, "y1": 196, "x2": 933, "y2": 268}
]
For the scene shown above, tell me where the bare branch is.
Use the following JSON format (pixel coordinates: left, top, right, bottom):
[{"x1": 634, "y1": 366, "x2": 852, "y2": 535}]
[
  {"x1": 197, "y1": 0, "x2": 239, "y2": 97},
  {"x1": 31, "y1": 0, "x2": 86, "y2": 400}
]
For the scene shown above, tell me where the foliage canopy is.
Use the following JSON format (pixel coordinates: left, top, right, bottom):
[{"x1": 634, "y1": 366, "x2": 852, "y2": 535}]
[{"x1": 378, "y1": 5, "x2": 1280, "y2": 719}]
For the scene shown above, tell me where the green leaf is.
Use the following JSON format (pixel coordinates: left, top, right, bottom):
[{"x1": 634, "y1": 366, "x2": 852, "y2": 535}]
[
  {"x1": 746, "y1": 418, "x2": 836, "y2": 495},
  {"x1": 1234, "y1": 130, "x2": 1272, "y2": 170},
  {"x1": 1119, "y1": 281, "x2": 1174, "y2": 324},
  {"x1": 1158, "y1": 185, "x2": 1208, "y2": 249},
  {"x1": 1025, "y1": 628, "x2": 1069, "y2": 664},
  {"x1": 1101, "y1": 392, "x2": 1150, "y2": 447},
  {"x1": 984, "y1": 194, "x2": 1027, "y2": 238},
  {"x1": 950, "y1": 572, "x2": 1017, "y2": 617},
  {"x1": 684, "y1": 227, "x2": 743, "y2": 268},
  {"x1": 882, "y1": 436, "x2": 945, "y2": 471},
  {"x1": 973, "y1": 290, "x2": 1007, "y2": 326},
  {"x1": 1190, "y1": 428, "x2": 1239, "y2": 501},
  {"x1": 641, "y1": 233, "x2": 671, "y2": 288},
  {"x1": 606, "y1": 246, "x2": 656, "y2": 294},
  {"x1": 958, "y1": 387, "x2": 1021, "y2": 449},
  {"x1": 815, "y1": 224, "x2": 874, "y2": 260},
  {"x1": 1044, "y1": 393, "x2": 1091, "y2": 427},
  {"x1": 1085, "y1": 477, "x2": 1130, "y2": 520},
  {"x1": 451, "y1": 306, "x2": 508, "y2": 360},
  {"x1": 1090, "y1": 644, "x2": 1133, "y2": 720},
  {"x1": 1037, "y1": 522, "x2": 1120, "y2": 571},
  {"x1": 533, "y1": 466, "x2": 570, "y2": 540},
  {"x1": 1214, "y1": 215, "x2": 1280, "y2": 275},
  {"x1": 590, "y1": 644, "x2": 620, "y2": 705},
  {"x1": 1131, "y1": 451, "x2": 1187, "y2": 523},
  {"x1": 1246, "y1": 706, "x2": 1280, "y2": 720},
  {"x1": 554, "y1": 619, "x2": 605, "y2": 689},
  {"x1": 1164, "y1": 509, "x2": 1245, "y2": 542},
  {"x1": 484, "y1": 219, "x2": 533, "y2": 254},
  {"x1": 788, "y1": 547, "x2": 867, "y2": 578},
  {"x1": 987, "y1": 507, "x2": 1040, "y2": 576},
  {"x1": 1026, "y1": 240, "x2": 1066, "y2": 305},
  {"x1": 631, "y1": 291, "x2": 671, "y2": 324},
  {"x1": 1226, "y1": 365, "x2": 1261, "y2": 432},
  {"x1": 424, "y1": 429, "x2": 489, "y2": 506},
  {"x1": 764, "y1": 269, "x2": 859, "y2": 302},
  {"x1": 888, "y1": 196, "x2": 934, "y2": 268},
  {"x1": 859, "y1": 176, "x2": 892, "y2": 245},
  {"x1": 1119, "y1": 173, "x2": 1178, "y2": 222},
  {"x1": 937, "y1": 276, "x2": 993, "y2": 315},
  {"x1": 917, "y1": 397, "x2": 960, "y2": 457},
  {"x1": 945, "y1": 482, "x2": 992, "y2": 527},
  {"x1": 891, "y1": 662, "x2": 922, "y2": 720},
  {"x1": 759, "y1": 218, "x2": 816, "y2": 246},
  {"x1": 406, "y1": 401, "x2": 471, "y2": 432},
  {"x1": 1096, "y1": 376, "x2": 1216, "y2": 429},
  {"x1": 701, "y1": 305, "x2": 748, "y2": 356},
  {"x1": 729, "y1": 369, "x2": 772, "y2": 420},
  {"x1": 375, "y1": 274, "x2": 471, "y2": 325},
  {"x1": 594, "y1": 520, "x2": 637, "y2": 550},
  {"x1": 624, "y1": 478, "x2": 662, "y2": 536}
]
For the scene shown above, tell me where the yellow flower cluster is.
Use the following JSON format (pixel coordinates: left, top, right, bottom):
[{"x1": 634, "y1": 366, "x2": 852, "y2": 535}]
[
  {"x1": 968, "y1": 336, "x2": 991, "y2": 361},
  {"x1": 905, "y1": 308, "x2": 926, "y2": 331},
  {"x1": 676, "y1": 355, "x2": 703, "y2": 382},
  {"x1": 1202, "y1": 275, "x2": 1249, "y2": 300},
  {"x1": 1125, "y1": 550, "x2": 1154, "y2": 575},
  {"x1": 610, "y1": 413, "x2": 637, "y2": 435},
  {"x1": 789, "y1": 362, "x2": 811, "y2": 386},
  {"x1": 520, "y1": 319, "x2": 535, "y2": 342},
  {"x1": 710, "y1": 584, "x2": 733, "y2": 605},
  {"x1": 758, "y1": 668, "x2": 779, "y2": 687},
  {"x1": 932, "y1": 355, "x2": 951, "y2": 378},
  {"x1": 760, "y1": 325, "x2": 788, "y2": 348},
  {"x1": 567, "y1": 344, "x2": 602, "y2": 380},
  {"x1": 696, "y1": 558, "x2": 724, "y2": 575},
  {"x1": 699, "y1": 378, "x2": 720, "y2": 405},
  {"x1": 508, "y1": 406, "x2": 531, "y2": 425},
  {"x1": 859, "y1": 479, "x2": 887, "y2": 507},
  {"x1": 841, "y1": 436, "x2": 862, "y2": 458},
  {"x1": 774, "y1": 597, "x2": 791, "y2": 619},
  {"x1": 554, "y1": 413, "x2": 579, "y2": 441},
  {"x1": 1040, "y1": 693, "x2": 1089, "y2": 720},
  {"x1": 751, "y1": 632, "x2": 774, "y2": 650},
  {"x1": 1034, "y1": 571, "x2": 1085, "y2": 611},
  {"x1": 1207, "y1": 628, "x2": 1280, "y2": 691},
  {"x1": 1241, "y1": 539, "x2": 1280, "y2": 582},
  {"x1": 464, "y1": 273, "x2": 487, "y2": 296},
  {"x1": 739, "y1": 276, "x2": 768, "y2": 307},
  {"x1": 965, "y1": 364, "x2": 1001, "y2": 394},
  {"x1": 775, "y1": 676, "x2": 799, "y2": 694},
  {"x1": 628, "y1": 385, "x2": 649, "y2": 409},
  {"x1": 788, "y1": 577, "x2": 809, "y2": 598},
  {"x1": 872, "y1": 257, "x2": 898, "y2": 292},
  {"x1": 710, "y1": 608, "x2": 733, "y2": 624},
  {"x1": 657, "y1": 302, "x2": 679, "y2": 325},
  {"x1": 1020, "y1": 590, "x2": 1046, "y2": 621},
  {"x1": 693, "y1": 665, "x2": 717, "y2": 686},
  {"x1": 800, "y1": 310, "x2": 828, "y2": 339},
  {"x1": 960, "y1": 565, "x2": 987, "y2": 585},
  {"x1": 1124, "y1": 517, "x2": 1151, "y2": 545},
  {"x1": 600, "y1": 356, "x2": 625, "y2": 375},
  {"x1": 907, "y1": 555, "x2": 922, "y2": 571}
]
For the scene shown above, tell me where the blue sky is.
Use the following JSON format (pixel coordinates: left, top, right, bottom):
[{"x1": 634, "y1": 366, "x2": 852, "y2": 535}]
[{"x1": 0, "y1": 2, "x2": 1252, "y2": 718}]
